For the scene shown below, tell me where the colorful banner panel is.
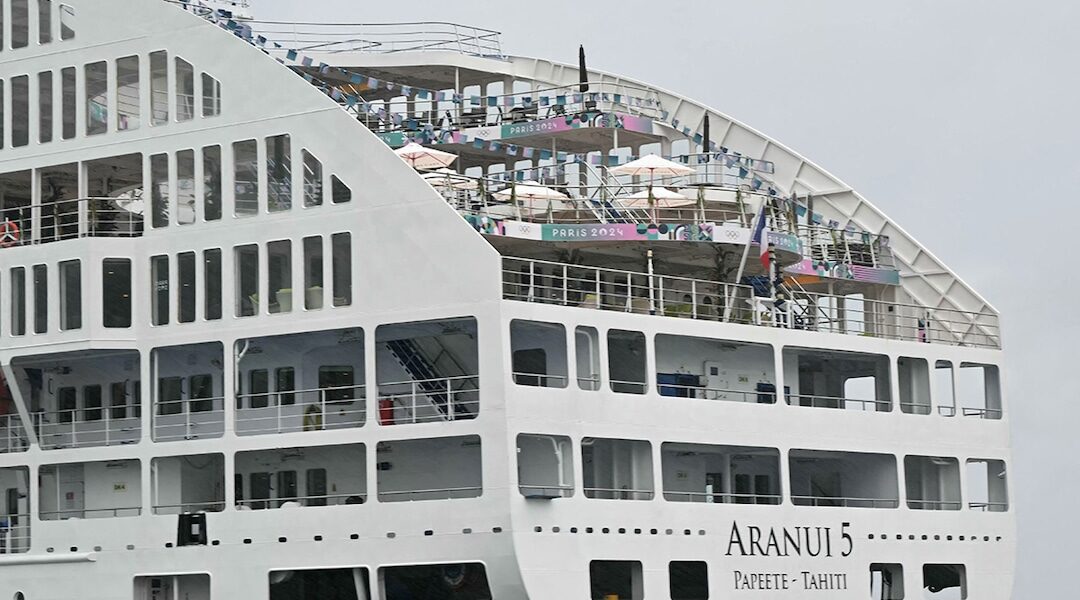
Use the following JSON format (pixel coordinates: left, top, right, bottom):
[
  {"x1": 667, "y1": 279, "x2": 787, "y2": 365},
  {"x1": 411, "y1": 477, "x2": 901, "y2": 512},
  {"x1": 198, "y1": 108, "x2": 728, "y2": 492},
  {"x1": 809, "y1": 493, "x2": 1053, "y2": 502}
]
[{"x1": 785, "y1": 258, "x2": 900, "y2": 285}]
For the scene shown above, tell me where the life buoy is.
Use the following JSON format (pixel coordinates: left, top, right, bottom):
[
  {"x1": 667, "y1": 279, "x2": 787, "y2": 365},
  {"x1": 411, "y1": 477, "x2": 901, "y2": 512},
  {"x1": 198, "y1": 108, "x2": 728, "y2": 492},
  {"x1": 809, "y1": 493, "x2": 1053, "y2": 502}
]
[
  {"x1": 302, "y1": 404, "x2": 323, "y2": 431},
  {"x1": 0, "y1": 220, "x2": 19, "y2": 248}
]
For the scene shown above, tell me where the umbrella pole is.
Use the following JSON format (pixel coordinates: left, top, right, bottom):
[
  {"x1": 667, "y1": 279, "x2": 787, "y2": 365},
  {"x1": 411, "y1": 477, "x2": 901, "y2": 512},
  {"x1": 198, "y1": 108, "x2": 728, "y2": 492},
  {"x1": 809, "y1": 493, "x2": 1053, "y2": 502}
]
[{"x1": 647, "y1": 248, "x2": 656, "y2": 315}]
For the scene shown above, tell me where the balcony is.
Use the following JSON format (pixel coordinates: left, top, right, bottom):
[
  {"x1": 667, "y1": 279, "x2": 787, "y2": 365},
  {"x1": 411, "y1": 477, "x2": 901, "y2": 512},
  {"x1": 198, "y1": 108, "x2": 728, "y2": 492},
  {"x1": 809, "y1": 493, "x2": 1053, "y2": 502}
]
[
  {"x1": 501, "y1": 257, "x2": 1000, "y2": 348},
  {"x1": 0, "y1": 197, "x2": 143, "y2": 248}
]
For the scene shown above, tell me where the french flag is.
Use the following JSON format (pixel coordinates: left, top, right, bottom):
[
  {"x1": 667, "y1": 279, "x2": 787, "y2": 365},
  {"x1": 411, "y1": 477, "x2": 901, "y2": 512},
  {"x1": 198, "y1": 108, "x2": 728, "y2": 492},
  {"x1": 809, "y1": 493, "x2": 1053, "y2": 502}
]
[{"x1": 751, "y1": 204, "x2": 771, "y2": 272}]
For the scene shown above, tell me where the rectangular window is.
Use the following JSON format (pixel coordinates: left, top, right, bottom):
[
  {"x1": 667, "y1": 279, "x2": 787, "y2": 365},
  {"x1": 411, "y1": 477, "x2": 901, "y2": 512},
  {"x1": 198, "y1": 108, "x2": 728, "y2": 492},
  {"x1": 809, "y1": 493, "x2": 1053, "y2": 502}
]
[
  {"x1": 275, "y1": 367, "x2": 295, "y2": 406},
  {"x1": 233, "y1": 140, "x2": 258, "y2": 216},
  {"x1": 267, "y1": 134, "x2": 291, "y2": 212},
  {"x1": 11, "y1": 0, "x2": 29, "y2": 48},
  {"x1": 608, "y1": 330, "x2": 646, "y2": 394},
  {"x1": 267, "y1": 240, "x2": 292, "y2": 314},
  {"x1": 61, "y1": 66, "x2": 75, "y2": 139},
  {"x1": 302, "y1": 150, "x2": 323, "y2": 207},
  {"x1": 203, "y1": 249, "x2": 222, "y2": 321},
  {"x1": 12, "y1": 75, "x2": 29, "y2": 147},
  {"x1": 151, "y1": 255, "x2": 169, "y2": 326},
  {"x1": 331, "y1": 175, "x2": 351, "y2": 204},
  {"x1": 201, "y1": 73, "x2": 221, "y2": 117},
  {"x1": 57, "y1": 387, "x2": 76, "y2": 423},
  {"x1": 202, "y1": 145, "x2": 222, "y2": 221},
  {"x1": 149, "y1": 51, "x2": 168, "y2": 125},
  {"x1": 32, "y1": 264, "x2": 47, "y2": 333},
  {"x1": 248, "y1": 369, "x2": 269, "y2": 409},
  {"x1": 151, "y1": 153, "x2": 170, "y2": 228},
  {"x1": 178, "y1": 252, "x2": 196, "y2": 323},
  {"x1": 189, "y1": 374, "x2": 213, "y2": 413},
  {"x1": 38, "y1": 0, "x2": 53, "y2": 44},
  {"x1": 318, "y1": 366, "x2": 354, "y2": 403},
  {"x1": 11, "y1": 268, "x2": 26, "y2": 336},
  {"x1": 175, "y1": 58, "x2": 195, "y2": 122},
  {"x1": 59, "y1": 4, "x2": 74, "y2": 40},
  {"x1": 305, "y1": 468, "x2": 327, "y2": 506},
  {"x1": 85, "y1": 61, "x2": 108, "y2": 135},
  {"x1": 110, "y1": 382, "x2": 128, "y2": 420},
  {"x1": 59, "y1": 259, "x2": 81, "y2": 330},
  {"x1": 331, "y1": 232, "x2": 352, "y2": 307},
  {"x1": 250, "y1": 472, "x2": 271, "y2": 510},
  {"x1": 576, "y1": 326, "x2": 601, "y2": 390},
  {"x1": 177, "y1": 149, "x2": 195, "y2": 225},
  {"x1": 590, "y1": 561, "x2": 643, "y2": 600},
  {"x1": 303, "y1": 236, "x2": 323, "y2": 310},
  {"x1": 103, "y1": 258, "x2": 132, "y2": 328},
  {"x1": 235, "y1": 244, "x2": 258, "y2": 317},
  {"x1": 670, "y1": 561, "x2": 709, "y2": 600},
  {"x1": 83, "y1": 384, "x2": 102, "y2": 421},
  {"x1": 39, "y1": 71, "x2": 53, "y2": 143},
  {"x1": 157, "y1": 377, "x2": 182, "y2": 415},
  {"x1": 116, "y1": 55, "x2": 140, "y2": 131}
]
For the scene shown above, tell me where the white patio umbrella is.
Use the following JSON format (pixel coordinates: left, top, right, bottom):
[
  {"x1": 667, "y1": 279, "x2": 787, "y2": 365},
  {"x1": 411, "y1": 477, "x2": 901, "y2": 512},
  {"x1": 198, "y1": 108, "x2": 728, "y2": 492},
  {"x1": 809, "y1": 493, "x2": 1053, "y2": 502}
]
[
  {"x1": 393, "y1": 142, "x2": 458, "y2": 170},
  {"x1": 611, "y1": 154, "x2": 695, "y2": 222},
  {"x1": 493, "y1": 181, "x2": 571, "y2": 219},
  {"x1": 421, "y1": 169, "x2": 478, "y2": 190},
  {"x1": 617, "y1": 187, "x2": 693, "y2": 209}
]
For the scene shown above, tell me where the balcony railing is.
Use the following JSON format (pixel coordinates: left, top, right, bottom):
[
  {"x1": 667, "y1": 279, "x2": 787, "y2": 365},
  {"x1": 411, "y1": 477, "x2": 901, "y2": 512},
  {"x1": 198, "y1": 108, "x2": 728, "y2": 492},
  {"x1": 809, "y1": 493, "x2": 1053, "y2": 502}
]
[
  {"x1": 938, "y1": 406, "x2": 1004, "y2": 420},
  {"x1": 0, "y1": 197, "x2": 144, "y2": 248},
  {"x1": 235, "y1": 385, "x2": 366, "y2": 436},
  {"x1": 969, "y1": 501, "x2": 1009, "y2": 512},
  {"x1": 502, "y1": 257, "x2": 1001, "y2": 349},
  {"x1": 152, "y1": 397, "x2": 226, "y2": 442},
  {"x1": 0, "y1": 415, "x2": 30, "y2": 454},
  {"x1": 40, "y1": 506, "x2": 142, "y2": 520},
  {"x1": 236, "y1": 492, "x2": 367, "y2": 510},
  {"x1": 376, "y1": 376, "x2": 479, "y2": 425},
  {"x1": 791, "y1": 495, "x2": 899, "y2": 509},
  {"x1": 787, "y1": 394, "x2": 892, "y2": 412},
  {"x1": 33, "y1": 405, "x2": 141, "y2": 450},
  {"x1": 0, "y1": 515, "x2": 30, "y2": 554},
  {"x1": 662, "y1": 490, "x2": 783, "y2": 505},
  {"x1": 907, "y1": 499, "x2": 963, "y2": 511},
  {"x1": 656, "y1": 383, "x2": 774, "y2": 404},
  {"x1": 377, "y1": 486, "x2": 482, "y2": 502}
]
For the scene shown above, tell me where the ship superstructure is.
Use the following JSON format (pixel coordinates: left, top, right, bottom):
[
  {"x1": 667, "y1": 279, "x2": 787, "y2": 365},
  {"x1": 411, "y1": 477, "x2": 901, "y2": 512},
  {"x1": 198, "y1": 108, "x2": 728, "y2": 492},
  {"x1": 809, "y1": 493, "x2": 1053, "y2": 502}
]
[{"x1": 0, "y1": 1, "x2": 1012, "y2": 599}]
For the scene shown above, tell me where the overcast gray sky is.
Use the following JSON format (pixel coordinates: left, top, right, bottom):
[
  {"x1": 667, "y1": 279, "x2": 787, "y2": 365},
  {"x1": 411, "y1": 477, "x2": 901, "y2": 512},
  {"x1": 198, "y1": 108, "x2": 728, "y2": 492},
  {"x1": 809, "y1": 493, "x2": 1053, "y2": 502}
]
[{"x1": 255, "y1": 0, "x2": 1077, "y2": 595}]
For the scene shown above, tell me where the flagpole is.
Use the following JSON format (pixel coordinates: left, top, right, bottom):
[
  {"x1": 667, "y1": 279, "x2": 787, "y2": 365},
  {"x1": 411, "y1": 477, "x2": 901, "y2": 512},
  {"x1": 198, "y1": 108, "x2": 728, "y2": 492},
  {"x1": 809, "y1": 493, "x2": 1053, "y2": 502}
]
[{"x1": 724, "y1": 198, "x2": 764, "y2": 323}]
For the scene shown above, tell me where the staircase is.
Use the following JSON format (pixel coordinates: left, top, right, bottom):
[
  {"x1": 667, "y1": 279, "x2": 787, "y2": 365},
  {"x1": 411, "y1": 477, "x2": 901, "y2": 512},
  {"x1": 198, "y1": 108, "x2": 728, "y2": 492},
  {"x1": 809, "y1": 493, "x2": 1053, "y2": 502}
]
[{"x1": 384, "y1": 338, "x2": 476, "y2": 421}]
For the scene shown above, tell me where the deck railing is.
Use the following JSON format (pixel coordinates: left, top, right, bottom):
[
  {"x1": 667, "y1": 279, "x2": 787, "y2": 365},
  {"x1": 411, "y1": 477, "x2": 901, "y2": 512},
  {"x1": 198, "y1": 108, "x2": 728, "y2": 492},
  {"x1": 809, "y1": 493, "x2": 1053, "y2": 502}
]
[
  {"x1": 501, "y1": 256, "x2": 1001, "y2": 349},
  {"x1": 152, "y1": 500, "x2": 225, "y2": 515},
  {"x1": 33, "y1": 404, "x2": 141, "y2": 449},
  {"x1": 969, "y1": 501, "x2": 1009, "y2": 512},
  {"x1": 907, "y1": 499, "x2": 963, "y2": 511},
  {"x1": 0, "y1": 415, "x2": 29, "y2": 454},
  {"x1": 787, "y1": 394, "x2": 892, "y2": 412},
  {"x1": 0, "y1": 515, "x2": 30, "y2": 554},
  {"x1": 236, "y1": 492, "x2": 367, "y2": 509},
  {"x1": 583, "y1": 487, "x2": 655, "y2": 501},
  {"x1": 376, "y1": 376, "x2": 479, "y2": 425},
  {"x1": 40, "y1": 506, "x2": 142, "y2": 520},
  {"x1": 662, "y1": 490, "x2": 783, "y2": 505},
  {"x1": 0, "y1": 197, "x2": 144, "y2": 248},
  {"x1": 253, "y1": 21, "x2": 503, "y2": 56},
  {"x1": 378, "y1": 486, "x2": 483, "y2": 502},
  {"x1": 938, "y1": 406, "x2": 1004, "y2": 420},
  {"x1": 152, "y1": 397, "x2": 226, "y2": 442},
  {"x1": 235, "y1": 385, "x2": 366, "y2": 435},
  {"x1": 791, "y1": 495, "x2": 899, "y2": 509}
]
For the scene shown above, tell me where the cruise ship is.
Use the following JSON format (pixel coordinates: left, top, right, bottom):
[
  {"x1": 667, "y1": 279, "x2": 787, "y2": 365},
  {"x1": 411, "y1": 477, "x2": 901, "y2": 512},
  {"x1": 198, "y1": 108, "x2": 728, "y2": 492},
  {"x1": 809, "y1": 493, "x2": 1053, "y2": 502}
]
[{"x1": 0, "y1": 1, "x2": 1013, "y2": 598}]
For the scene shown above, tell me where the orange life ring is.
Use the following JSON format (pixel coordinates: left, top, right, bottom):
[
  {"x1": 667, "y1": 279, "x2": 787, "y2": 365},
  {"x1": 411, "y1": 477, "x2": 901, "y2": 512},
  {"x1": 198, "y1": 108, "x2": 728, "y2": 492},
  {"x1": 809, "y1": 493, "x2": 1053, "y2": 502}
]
[{"x1": 0, "y1": 220, "x2": 19, "y2": 248}]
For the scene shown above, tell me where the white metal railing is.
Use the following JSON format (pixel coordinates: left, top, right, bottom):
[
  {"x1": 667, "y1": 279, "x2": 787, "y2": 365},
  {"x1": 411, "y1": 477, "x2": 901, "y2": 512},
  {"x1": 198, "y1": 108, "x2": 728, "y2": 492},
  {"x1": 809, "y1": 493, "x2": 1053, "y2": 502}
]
[
  {"x1": 376, "y1": 376, "x2": 479, "y2": 425},
  {"x1": 583, "y1": 487, "x2": 655, "y2": 501},
  {"x1": 235, "y1": 385, "x2": 366, "y2": 436},
  {"x1": 152, "y1": 500, "x2": 225, "y2": 515},
  {"x1": 0, "y1": 515, "x2": 30, "y2": 554},
  {"x1": 938, "y1": 406, "x2": 1003, "y2": 420},
  {"x1": 969, "y1": 501, "x2": 1008, "y2": 512},
  {"x1": 40, "y1": 506, "x2": 142, "y2": 520},
  {"x1": 252, "y1": 21, "x2": 503, "y2": 56},
  {"x1": 501, "y1": 257, "x2": 1002, "y2": 349},
  {"x1": 907, "y1": 499, "x2": 963, "y2": 511},
  {"x1": 0, "y1": 197, "x2": 144, "y2": 248},
  {"x1": 152, "y1": 397, "x2": 226, "y2": 442},
  {"x1": 237, "y1": 492, "x2": 367, "y2": 509},
  {"x1": 33, "y1": 404, "x2": 141, "y2": 450},
  {"x1": 511, "y1": 372, "x2": 569, "y2": 388},
  {"x1": 377, "y1": 486, "x2": 482, "y2": 502},
  {"x1": 0, "y1": 415, "x2": 30, "y2": 454},
  {"x1": 900, "y1": 401, "x2": 932, "y2": 415},
  {"x1": 662, "y1": 490, "x2": 783, "y2": 505},
  {"x1": 797, "y1": 223, "x2": 895, "y2": 270},
  {"x1": 656, "y1": 383, "x2": 775, "y2": 404},
  {"x1": 787, "y1": 393, "x2": 892, "y2": 412},
  {"x1": 791, "y1": 495, "x2": 899, "y2": 509}
]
